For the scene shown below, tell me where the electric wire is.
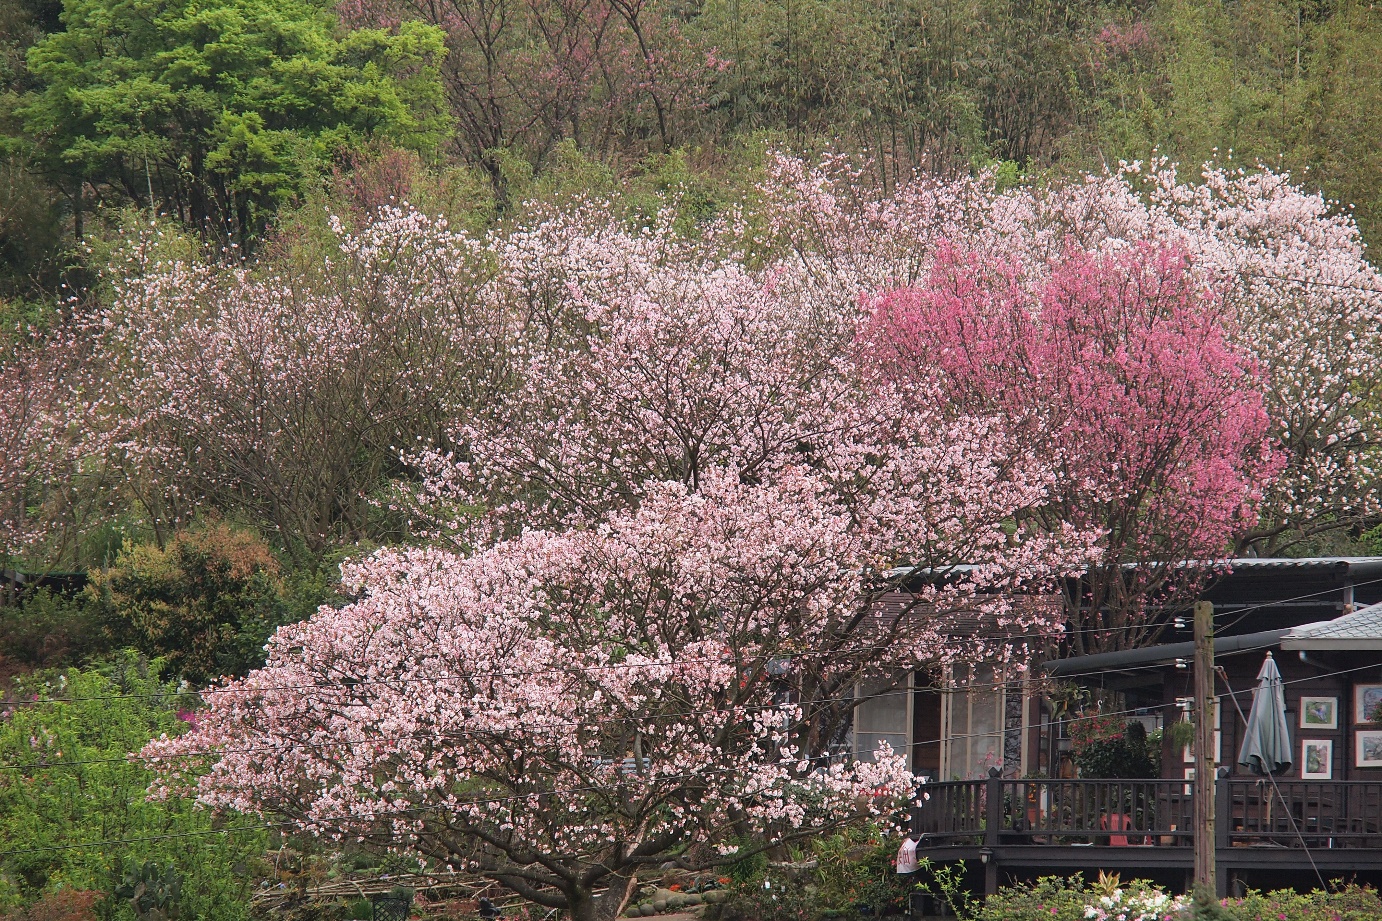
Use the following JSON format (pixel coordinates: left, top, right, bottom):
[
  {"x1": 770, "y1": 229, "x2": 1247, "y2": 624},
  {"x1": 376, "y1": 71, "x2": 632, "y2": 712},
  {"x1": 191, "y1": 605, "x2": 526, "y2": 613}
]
[{"x1": 6, "y1": 568, "x2": 1377, "y2": 710}]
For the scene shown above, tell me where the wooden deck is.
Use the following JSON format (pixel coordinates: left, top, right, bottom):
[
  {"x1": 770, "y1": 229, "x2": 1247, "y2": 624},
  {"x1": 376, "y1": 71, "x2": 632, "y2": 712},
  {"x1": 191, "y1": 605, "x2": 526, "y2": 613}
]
[{"x1": 911, "y1": 776, "x2": 1382, "y2": 895}]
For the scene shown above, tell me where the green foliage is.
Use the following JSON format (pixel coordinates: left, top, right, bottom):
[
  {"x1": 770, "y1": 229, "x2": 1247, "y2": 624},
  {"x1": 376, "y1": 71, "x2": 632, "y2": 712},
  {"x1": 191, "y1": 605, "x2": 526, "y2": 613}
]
[
  {"x1": 113, "y1": 862, "x2": 179, "y2": 921},
  {"x1": 714, "y1": 877, "x2": 817, "y2": 921},
  {"x1": 971, "y1": 875, "x2": 1100, "y2": 921},
  {"x1": 973, "y1": 877, "x2": 1382, "y2": 921},
  {"x1": 0, "y1": 589, "x2": 111, "y2": 673},
  {"x1": 1072, "y1": 719, "x2": 1159, "y2": 779},
  {"x1": 723, "y1": 841, "x2": 769, "y2": 888},
  {"x1": 16, "y1": 0, "x2": 448, "y2": 246},
  {"x1": 1078, "y1": 0, "x2": 1382, "y2": 244},
  {"x1": 0, "y1": 655, "x2": 263, "y2": 918},
  {"x1": 809, "y1": 828, "x2": 914, "y2": 915},
  {"x1": 1167, "y1": 717, "x2": 1196, "y2": 754},
  {"x1": 1223, "y1": 884, "x2": 1382, "y2": 921},
  {"x1": 912, "y1": 859, "x2": 973, "y2": 920},
  {"x1": 88, "y1": 522, "x2": 290, "y2": 683}
]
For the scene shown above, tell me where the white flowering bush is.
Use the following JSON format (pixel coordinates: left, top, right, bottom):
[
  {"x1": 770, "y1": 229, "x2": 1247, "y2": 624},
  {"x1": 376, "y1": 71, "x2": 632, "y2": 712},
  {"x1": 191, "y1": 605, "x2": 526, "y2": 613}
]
[{"x1": 1083, "y1": 887, "x2": 1189, "y2": 921}]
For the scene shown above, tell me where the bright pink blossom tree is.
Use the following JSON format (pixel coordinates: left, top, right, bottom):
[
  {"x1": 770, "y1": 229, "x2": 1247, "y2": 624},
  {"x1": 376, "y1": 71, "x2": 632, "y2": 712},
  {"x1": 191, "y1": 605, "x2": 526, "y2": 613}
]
[{"x1": 860, "y1": 243, "x2": 1277, "y2": 653}]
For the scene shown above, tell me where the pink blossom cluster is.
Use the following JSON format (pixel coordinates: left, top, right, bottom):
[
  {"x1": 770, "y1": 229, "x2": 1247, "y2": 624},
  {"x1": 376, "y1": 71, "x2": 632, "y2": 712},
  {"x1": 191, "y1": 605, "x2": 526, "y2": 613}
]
[
  {"x1": 101, "y1": 209, "x2": 505, "y2": 551},
  {"x1": 858, "y1": 242, "x2": 1277, "y2": 651},
  {"x1": 145, "y1": 472, "x2": 931, "y2": 917},
  {"x1": 0, "y1": 319, "x2": 119, "y2": 561}
]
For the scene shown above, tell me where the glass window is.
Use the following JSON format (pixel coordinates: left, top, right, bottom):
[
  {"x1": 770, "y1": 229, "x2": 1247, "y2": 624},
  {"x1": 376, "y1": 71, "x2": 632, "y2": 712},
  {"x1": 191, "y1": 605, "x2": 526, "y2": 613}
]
[
  {"x1": 942, "y1": 663, "x2": 1006, "y2": 779},
  {"x1": 854, "y1": 674, "x2": 912, "y2": 763}
]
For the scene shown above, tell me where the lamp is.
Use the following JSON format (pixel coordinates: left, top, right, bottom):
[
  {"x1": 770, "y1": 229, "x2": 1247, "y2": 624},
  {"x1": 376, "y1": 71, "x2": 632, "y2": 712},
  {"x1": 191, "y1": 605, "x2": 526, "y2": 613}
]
[{"x1": 978, "y1": 847, "x2": 993, "y2": 865}]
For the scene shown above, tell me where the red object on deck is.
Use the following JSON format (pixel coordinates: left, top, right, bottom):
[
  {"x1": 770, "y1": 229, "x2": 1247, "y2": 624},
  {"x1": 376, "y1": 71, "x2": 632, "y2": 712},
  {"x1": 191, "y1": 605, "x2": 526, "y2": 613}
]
[{"x1": 1101, "y1": 811, "x2": 1132, "y2": 846}]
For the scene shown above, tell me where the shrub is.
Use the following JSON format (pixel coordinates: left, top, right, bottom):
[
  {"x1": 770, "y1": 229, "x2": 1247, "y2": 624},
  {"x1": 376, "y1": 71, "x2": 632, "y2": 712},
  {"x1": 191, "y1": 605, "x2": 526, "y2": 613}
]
[
  {"x1": 974, "y1": 878, "x2": 1382, "y2": 921},
  {"x1": 1072, "y1": 719, "x2": 1159, "y2": 779},
  {"x1": 811, "y1": 828, "x2": 914, "y2": 916},
  {"x1": 714, "y1": 878, "x2": 817, "y2": 921},
  {"x1": 0, "y1": 890, "x2": 100, "y2": 921},
  {"x1": 0, "y1": 655, "x2": 263, "y2": 919},
  {"x1": 89, "y1": 522, "x2": 289, "y2": 683},
  {"x1": 1224, "y1": 884, "x2": 1382, "y2": 921},
  {"x1": 0, "y1": 590, "x2": 107, "y2": 675},
  {"x1": 972, "y1": 875, "x2": 1106, "y2": 921}
]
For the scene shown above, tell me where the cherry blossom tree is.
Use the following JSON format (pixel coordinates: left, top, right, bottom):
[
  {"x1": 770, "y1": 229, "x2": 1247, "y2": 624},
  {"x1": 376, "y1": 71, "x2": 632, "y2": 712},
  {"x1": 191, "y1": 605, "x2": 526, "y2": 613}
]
[
  {"x1": 101, "y1": 210, "x2": 510, "y2": 557},
  {"x1": 751, "y1": 152, "x2": 1382, "y2": 555},
  {"x1": 860, "y1": 243, "x2": 1277, "y2": 654},
  {"x1": 146, "y1": 464, "x2": 1074, "y2": 921},
  {"x1": 0, "y1": 320, "x2": 117, "y2": 573}
]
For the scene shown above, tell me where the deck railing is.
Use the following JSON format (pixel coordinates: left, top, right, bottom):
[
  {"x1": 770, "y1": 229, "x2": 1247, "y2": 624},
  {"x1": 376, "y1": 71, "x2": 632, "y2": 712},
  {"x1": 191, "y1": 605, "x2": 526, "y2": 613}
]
[
  {"x1": 1224, "y1": 779, "x2": 1382, "y2": 848},
  {"x1": 913, "y1": 775, "x2": 1382, "y2": 850}
]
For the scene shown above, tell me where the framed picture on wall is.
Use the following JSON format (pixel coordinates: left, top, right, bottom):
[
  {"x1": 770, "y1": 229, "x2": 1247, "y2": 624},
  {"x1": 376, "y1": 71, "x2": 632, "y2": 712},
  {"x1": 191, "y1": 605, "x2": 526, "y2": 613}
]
[
  {"x1": 1356, "y1": 730, "x2": 1382, "y2": 767},
  {"x1": 1300, "y1": 697, "x2": 1338, "y2": 730},
  {"x1": 1301, "y1": 739, "x2": 1333, "y2": 779},
  {"x1": 1355, "y1": 685, "x2": 1382, "y2": 724}
]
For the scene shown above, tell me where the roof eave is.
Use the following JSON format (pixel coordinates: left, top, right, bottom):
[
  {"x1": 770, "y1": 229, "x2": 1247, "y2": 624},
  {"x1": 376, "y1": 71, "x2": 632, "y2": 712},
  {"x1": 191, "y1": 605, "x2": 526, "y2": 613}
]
[{"x1": 1280, "y1": 638, "x2": 1382, "y2": 651}]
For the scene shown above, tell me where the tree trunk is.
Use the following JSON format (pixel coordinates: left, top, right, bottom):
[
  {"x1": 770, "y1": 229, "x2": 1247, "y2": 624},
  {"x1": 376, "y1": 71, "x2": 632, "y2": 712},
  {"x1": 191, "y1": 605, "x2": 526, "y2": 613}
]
[{"x1": 569, "y1": 871, "x2": 640, "y2": 921}]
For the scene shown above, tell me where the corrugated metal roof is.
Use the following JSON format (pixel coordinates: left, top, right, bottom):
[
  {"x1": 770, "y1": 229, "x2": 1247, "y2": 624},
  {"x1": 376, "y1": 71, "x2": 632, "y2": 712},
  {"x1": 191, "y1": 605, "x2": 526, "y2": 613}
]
[
  {"x1": 1222, "y1": 557, "x2": 1382, "y2": 572},
  {"x1": 1044, "y1": 628, "x2": 1290, "y2": 677}
]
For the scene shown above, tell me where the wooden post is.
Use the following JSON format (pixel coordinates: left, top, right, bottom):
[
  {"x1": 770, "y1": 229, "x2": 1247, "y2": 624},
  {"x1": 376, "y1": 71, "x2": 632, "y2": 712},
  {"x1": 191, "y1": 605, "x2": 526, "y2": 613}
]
[
  {"x1": 1215, "y1": 769, "x2": 1230, "y2": 896},
  {"x1": 1193, "y1": 600, "x2": 1215, "y2": 893},
  {"x1": 984, "y1": 767, "x2": 1001, "y2": 895}
]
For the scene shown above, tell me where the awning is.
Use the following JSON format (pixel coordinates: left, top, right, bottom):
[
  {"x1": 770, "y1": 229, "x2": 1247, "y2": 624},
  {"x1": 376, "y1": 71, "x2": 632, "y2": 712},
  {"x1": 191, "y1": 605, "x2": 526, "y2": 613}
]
[{"x1": 1044, "y1": 628, "x2": 1291, "y2": 678}]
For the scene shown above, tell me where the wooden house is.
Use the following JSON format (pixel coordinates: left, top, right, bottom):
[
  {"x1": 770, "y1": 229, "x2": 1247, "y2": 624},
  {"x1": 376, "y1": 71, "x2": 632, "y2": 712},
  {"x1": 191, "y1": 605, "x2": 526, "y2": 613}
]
[{"x1": 868, "y1": 558, "x2": 1382, "y2": 896}]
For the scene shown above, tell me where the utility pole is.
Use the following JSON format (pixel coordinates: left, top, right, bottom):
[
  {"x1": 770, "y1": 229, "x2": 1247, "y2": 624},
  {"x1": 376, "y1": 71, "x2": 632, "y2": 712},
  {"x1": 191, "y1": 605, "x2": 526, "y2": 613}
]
[{"x1": 1193, "y1": 600, "x2": 1215, "y2": 893}]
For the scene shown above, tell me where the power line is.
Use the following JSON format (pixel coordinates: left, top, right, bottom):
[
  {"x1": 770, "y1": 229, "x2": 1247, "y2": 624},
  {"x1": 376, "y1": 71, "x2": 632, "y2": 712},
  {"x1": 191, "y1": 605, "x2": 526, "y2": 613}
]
[
  {"x1": 10, "y1": 655, "x2": 1374, "y2": 861},
  {"x1": 6, "y1": 651, "x2": 1378, "y2": 862},
  {"x1": 0, "y1": 765, "x2": 746, "y2": 861},
  {"x1": 10, "y1": 654, "x2": 1379, "y2": 784},
  {"x1": 0, "y1": 662, "x2": 1172, "y2": 774},
  {"x1": 8, "y1": 566, "x2": 1373, "y2": 711}
]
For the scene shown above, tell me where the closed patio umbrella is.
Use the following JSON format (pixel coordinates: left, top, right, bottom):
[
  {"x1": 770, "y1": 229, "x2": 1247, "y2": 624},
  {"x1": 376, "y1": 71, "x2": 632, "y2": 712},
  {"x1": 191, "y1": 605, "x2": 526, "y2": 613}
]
[{"x1": 1237, "y1": 652, "x2": 1292, "y2": 776}]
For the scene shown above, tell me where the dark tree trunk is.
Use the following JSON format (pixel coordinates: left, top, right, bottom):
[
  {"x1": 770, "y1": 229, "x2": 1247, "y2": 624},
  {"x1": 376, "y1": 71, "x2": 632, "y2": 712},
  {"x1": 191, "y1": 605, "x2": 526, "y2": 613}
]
[{"x1": 568, "y1": 871, "x2": 640, "y2": 921}]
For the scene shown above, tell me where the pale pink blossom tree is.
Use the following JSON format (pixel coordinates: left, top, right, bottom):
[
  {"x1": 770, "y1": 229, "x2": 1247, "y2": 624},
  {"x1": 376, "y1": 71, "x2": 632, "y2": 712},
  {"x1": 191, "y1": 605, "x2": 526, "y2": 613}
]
[
  {"x1": 146, "y1": 464, "x2": 1074, "y2": 921},
  {"x1": 101, "y1": 210, "x2": 510, "y2": 556},
  {"x1": 0, "y1": 320, "x2": 118, "y2": 571}
]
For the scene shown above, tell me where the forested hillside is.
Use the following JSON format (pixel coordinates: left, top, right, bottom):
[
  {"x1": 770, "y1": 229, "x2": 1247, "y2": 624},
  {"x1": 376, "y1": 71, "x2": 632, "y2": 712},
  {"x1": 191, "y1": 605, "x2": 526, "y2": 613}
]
[{"x1": 4, "y1": 0, "x2": 1382, "y2": 305}]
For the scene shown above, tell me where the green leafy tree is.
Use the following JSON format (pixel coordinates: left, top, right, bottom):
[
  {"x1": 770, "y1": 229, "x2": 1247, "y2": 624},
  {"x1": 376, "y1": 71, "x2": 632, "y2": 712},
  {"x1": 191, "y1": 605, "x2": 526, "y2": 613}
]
[
  {"x1": 0, "y1": 656, "x2": 263, "y2": 919},
  {"x1": 16, "y1": 0, "x2": 448, "y2": 247}
]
